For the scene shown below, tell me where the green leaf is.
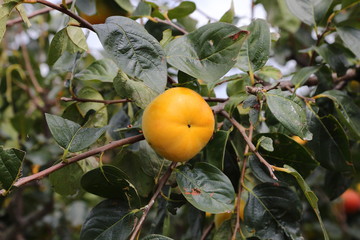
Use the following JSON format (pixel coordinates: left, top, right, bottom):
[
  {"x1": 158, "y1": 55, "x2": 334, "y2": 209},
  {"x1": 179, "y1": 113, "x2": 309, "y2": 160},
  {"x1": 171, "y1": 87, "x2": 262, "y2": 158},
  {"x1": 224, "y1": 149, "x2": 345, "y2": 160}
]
[
  {"x1": 236, "y1": 19, "x2": 271, "y2": 72},
  {"x1": 219, "y1": 0, "x2": 235, "y2": 23},
  {"x1": 256, "y1": 65, "x2": 283, "y2": 82},
  {"x1": 244, "y1": 183, "x2": 302, "y2": 240},
  {"x1": 315, "y1": 43, "x2": 351, "y2": 76},
  {"x1": 48, "y1": 27, "x2": 87, "y2": 65},
  {"x1": 307, "y1": 109, "x2": 353, "y2": 172},
  {"x1": 285, "y1": 0, "x2": 332, "y2": 26},
  {"x1": 75, "y1": 59, "x2": 118, "y2": 82},
  {"x1": 341, "y1": 0, "x2": 360, "y2": 9},
  {"x1": 280, "y1": 165, "x2": 329, "y2": 240},
  {"x1": 142, "y1": 235, "x2": 174, "y2": 240},
  {"x1": 265, "y1": 91, "x2": 313, "y2": 140},
  {"x1": 45, "y1": 113, "x2": 107, "y2": 153},
  {"x1": 94, "y1": 16, "x2": 167, "y2": 93},
  {"x1": 166, "y1": 22, "x2": 248, "y2": 83},
  {"x1": 114, "y1": 0, "x2": 134, "y2": 13},
  {"x1": 291, "y1": 66, "x2": 321, "y2": 89},
  {"x1": 81, "y1": 165, "x2": 140, "y2": 208},
  {"x1": 336, "y1": 26, "x2": 360, "y2": 59},
  {"x1": 75, "y1": 0, "x2": 96, "y2": 15},
  {"x1": 80, "y1": 199, "x2": 136, "y2": 240},
  {"x1": 0, "y1": 1, "x2": 18, "y2": 43},
  {"x1": 316, "y1": 90, "x2": 360, "y2": 140},
  {"x1": 113, "y1": 70, "x2": 158, "y2": 109},
  {"x1": 257, "y1": 136, "x2": 274, "y2": 152},
  {"x1": 176, "y1": 162, "x2": 235, "y2": 214},
  {"x1": 0, "y1": 146, "x2": 25, "y2": 191},
  {"x1": 76, "y1": 87, "x2": 108, "y2": 128},
  {"x1": 15, "y1": 4, "x2": 31, "y2": 28},
  {"x1": 167, "y1": 1, "x2": 196, "y2": 19},
  {"x1": 132, "y1": 1, "x2": 151, "y2": 17},
  {"x1": 205, "y1": 130, "x2": 230, "y2": 170},
  {"x1": 254, "y1": 133, "x2": 318, "y2": 177}
]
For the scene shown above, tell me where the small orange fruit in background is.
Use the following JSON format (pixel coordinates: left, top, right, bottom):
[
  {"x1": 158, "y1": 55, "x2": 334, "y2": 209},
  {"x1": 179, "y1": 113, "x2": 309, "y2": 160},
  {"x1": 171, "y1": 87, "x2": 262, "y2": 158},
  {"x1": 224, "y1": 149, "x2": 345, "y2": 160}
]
[
  {"x1": 341, "y1": 189, "x2": 360, "y2": 214},
  {"x1": 142, "y1": 87, "x2": 214, "y2": 162}
]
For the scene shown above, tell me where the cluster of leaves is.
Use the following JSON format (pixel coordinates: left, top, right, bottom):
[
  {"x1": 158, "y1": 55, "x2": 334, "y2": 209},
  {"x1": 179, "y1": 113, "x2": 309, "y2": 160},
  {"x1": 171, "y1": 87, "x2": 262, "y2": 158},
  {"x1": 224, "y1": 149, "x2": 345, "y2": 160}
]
[{"x1": 0, "y1": 0, "x2": 360, "y2": 239}]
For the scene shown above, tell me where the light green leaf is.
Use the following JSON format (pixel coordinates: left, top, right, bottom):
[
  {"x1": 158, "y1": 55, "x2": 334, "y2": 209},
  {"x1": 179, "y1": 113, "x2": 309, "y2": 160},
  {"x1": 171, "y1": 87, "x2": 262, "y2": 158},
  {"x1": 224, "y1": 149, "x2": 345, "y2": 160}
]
[
  {"x1": 257, "y1": 136, "x2": 274, "y2": 152},
  {"x1": 291, "y1": 66, "x2": 321, "y2": 89},
  {"x1": 256, "y1": 66, "x2": 283, "y2": 82},
  {"x1": 0, "y1": 146, "x2": 25, "y2": 192},
  {"x1": 285, "y1": 0, "x2": 332, "y2": 26},
  {"x1": 0, "y1": 1, "x2": 18, "y2": 43},
  {"x1": 336, "y1": 26, "x2": 360, "y2": 59},
  {"x1": 132, "y1": 1, "x2": 151, "y2": 17},
  {"x1": 219, "y1": 0, "x2": 235, "y2": 23},
  {"x1": 94, "y1": 16, "x2": 167, "y2": 93},
  {"x1": 176, "y1": 162, "x2": 235, "y2": 214},
  {"x1": 167, "y1": 1, "x2": 196, "y2": 19},
  {"x1": 114, "y1": 0, "x2": 134, "y2": 13},
  {"x1": 236, "y1": 19, "x2": 271, "y2": 72},
  {"x1": 45, "y1": 113, "x2": 107, "y2": 153},
  {"x1": 281, "y1": 165, "x2": 329, "y2": 240},
  {"x1": 265, "y1": 91, "x2": 313, "y2": 140},
  {"x1": 113, "y1": 70, "x2": 158, "y2": 109},
  {"x1": 166, "y1": 22, "x2": 248, "y2": 83},
  {"x1": 75, "y1": 59, "x2": 118, "y2": 82},
  {"x1": 15, "y1": 4, "x2": 31, "y2": 27}
]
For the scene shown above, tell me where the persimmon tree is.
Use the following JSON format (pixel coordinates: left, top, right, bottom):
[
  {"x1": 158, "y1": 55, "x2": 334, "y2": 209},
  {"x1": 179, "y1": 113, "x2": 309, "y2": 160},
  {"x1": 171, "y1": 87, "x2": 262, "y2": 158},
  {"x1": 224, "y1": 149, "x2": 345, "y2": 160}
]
[{"x1": 0, "y1": 0, "x2": 360, "y2": 239}]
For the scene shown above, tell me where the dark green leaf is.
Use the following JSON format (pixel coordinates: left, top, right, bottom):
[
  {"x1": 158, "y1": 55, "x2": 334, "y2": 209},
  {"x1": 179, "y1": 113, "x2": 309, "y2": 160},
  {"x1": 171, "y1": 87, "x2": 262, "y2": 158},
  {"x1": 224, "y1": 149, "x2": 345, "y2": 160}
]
[
  {"x1": 176, "y1": 162, "x2": 235, "y2": 213},
  {"x1": 94, "y1": 16, "x2": 167, "y2": 93},
  {"x1": 307, "y1": 109, "x2": 353, "y2": 172},
  {"x1": 336, "y1": 26, "x2": 360, "y2": 59},
  {"x1": 80, "y1": 199, "x2": 136, "y2": 240},
  {"x1": 167, "y1": 1, "x2": 196, "y2": 19},
  {"x1": 81, "y1": 165, "x2": 140, "y2": 208},
  {"x1": 315, "y1": 43, "x2": 351, "y2": 76},
  {"x1": 236, "y1": 19, "x2": 271, "y2": 72},
  {"x1": 316, "y1": 90, "x2": 360, "y2": 140},
  {"x1": 254, "y1": 133, "x2": 318, "y2": 177},
  {"x1": 75, "y1": 59, "x2": 118, "y2": 82},
  {"x1": 245, "y1": 183, "x2": 302, "y2": 240},
  {"x1": 205, "y1": 130, "x2": 230, "y2": 170},
  {"x1": 0, "y1": 146, "x2": 25, "y2": 191},
  {"x1": 265, "y1": 91, "x2": 313, "y2": 140},
  {"x1": 113, "y1": 70, "x2": 158, "y2": 109},
  {"x1": 45, "y1": 114, "x2": 107, "y2": 152},
  {"x1": 166, "y1": 22, "x2": 248, "y2": 83},
  {"x1": 291, "y1": 66, "x2": 321, "y2": 89},
  {"x1": 132, "y1": 1, "x2": 151, "y2": 17},
  {"x1": 219, "y1": 0, "x2": 235, "y2": 23},
  {"x1": 142, "y1": 234, "x2": 174, "y2": 240},
  {"x1": 285, "y1": 0, "x2": 332, "y2": 26}
]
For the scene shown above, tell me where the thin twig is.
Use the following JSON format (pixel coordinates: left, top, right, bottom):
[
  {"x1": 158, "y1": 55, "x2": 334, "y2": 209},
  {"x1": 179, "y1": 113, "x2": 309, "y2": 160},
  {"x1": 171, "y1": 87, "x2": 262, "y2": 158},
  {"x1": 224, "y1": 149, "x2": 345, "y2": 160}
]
[
  {"x1": 0, "y1": 134, "x2": 145, "y2": 196},
  {"x1": 232, "y1": 125, "x2": 253, "y2": 240},
  {"x1": 129, "y1": 161, "x2": 178, "y2": 240},
  {"x1": 61, "y1": 96, "x2": 132, "y2": 104},
  {"x1": 26, "y1": 0, "x2": 94, "y2": 31},
  {"x1": 7, "y1": 0, "x2": 73, "y2": 27},
  {"x1": 220, "y1": 110, "x2": 277, "y2": 180},
  {"x1": 204, "y1": 97, "x2": 229, "y2": 103},
  {"x1": 201, "y1": 222, "x2": 215, "y2": 240},
  {"x1": 155, "y1": 18, "x2": 188, "y2": 34},
  {"x1": 21, "y1": 44, "x2": 44, "y2": 93}
]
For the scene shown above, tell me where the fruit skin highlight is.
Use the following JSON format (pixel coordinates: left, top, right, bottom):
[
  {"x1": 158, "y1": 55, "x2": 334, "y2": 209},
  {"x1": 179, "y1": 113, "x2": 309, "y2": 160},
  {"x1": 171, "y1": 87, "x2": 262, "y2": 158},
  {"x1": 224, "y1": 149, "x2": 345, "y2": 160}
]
[
  {"x1": 78, "y1": 0, "x2": 128, "y2": 24},
  {"x1": 142, "y1": 87, "x2": 215, "y2": 162}
]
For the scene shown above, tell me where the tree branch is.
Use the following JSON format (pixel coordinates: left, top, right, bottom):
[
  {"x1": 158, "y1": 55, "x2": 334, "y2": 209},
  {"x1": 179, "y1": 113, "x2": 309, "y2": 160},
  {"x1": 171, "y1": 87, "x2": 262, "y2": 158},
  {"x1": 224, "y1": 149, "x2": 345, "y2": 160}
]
[
  {"x1": 0, "y1": 134, "x2": 145, "y2": 196},
  {"x1": 129, "y1": 161, "x2": 178, "y2": 240},
  {"x1": 220, "y1": 110, "x2": 277, "y2": 180},
  {"x1": 61, "y1": 96, "x2": 132, "y2": 105}
]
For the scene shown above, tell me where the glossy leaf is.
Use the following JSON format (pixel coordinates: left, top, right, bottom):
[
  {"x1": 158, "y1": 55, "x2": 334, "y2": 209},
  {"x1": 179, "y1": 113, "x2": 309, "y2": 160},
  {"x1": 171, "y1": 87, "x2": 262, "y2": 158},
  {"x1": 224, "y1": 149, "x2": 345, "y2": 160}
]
[
  {"x1": 307, "y1": 108, "x2": 353, "y2": 172},
  {"x1": 166, "y1": 22, "x2": 248, "y2": 83},
  {"x1": 80, "y1": 199, "x2": 136, "y2": 240},
  {"x1": 81, "y1": 165, "x2": 140, "y2": 208},
  {"x1": 94, "y1": 16, "x2": 167, "y2": 93},
  {"x1": 142, "y1": 235, "x2": 174, "y2": 240},
  {"x1": 254, "y1": 133, "x2": 318, "y2": 177},
  {"x1": 336, "y1": 26, "x2": 360, "y2": 59},
  {"x1": 285, "y1": 0, "x2": 332, "y2": 26},
  {"x1": 245, "y1": 183, "x2": 302, "y2": 240},
  {"x1": 48, "y1": 27, "x2": 88, "y2": 65},
  {"x1": 316, "y1": 90, "x2": 360, "y2": 140},
  {"x1": 291, "y1": 66, "x2": 321, "y2": 89},
  {"x1": 75, "y1": 59, "x2": 118, "y2": 82},
  {"x1": 205, "y1": 130, "x2": 230, "y2": 170},
  {"x1": 265, "y1": 91, "x2": 313, "y2": 140},
  {"x1": 236, "y1": 19, "x2": 270, "y2": 72},
  {"x1": 176, "y1": 162, "x2": 235, "y2": 214},
  {"x1": 257, "y1": 136, "x2": 274, "y2": 152},
  {"x1": 45, "y1": 113, "x2": 107, "y2": 152},
  {"x1": 0, "y1": 146, "x2": 25, "y2": 191},
  {"x1": 315, "y1": 43, "x2": 351, "y2": 76},
  {"x1": 167, "y1": 1, "x2": 196, "y2": 19},
  {"x1": 281, "y1": 165, "x2": 329, "y2": 240},
  {"x1": 113, "y1": 70, "x2": 158, "y2": 109}
]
